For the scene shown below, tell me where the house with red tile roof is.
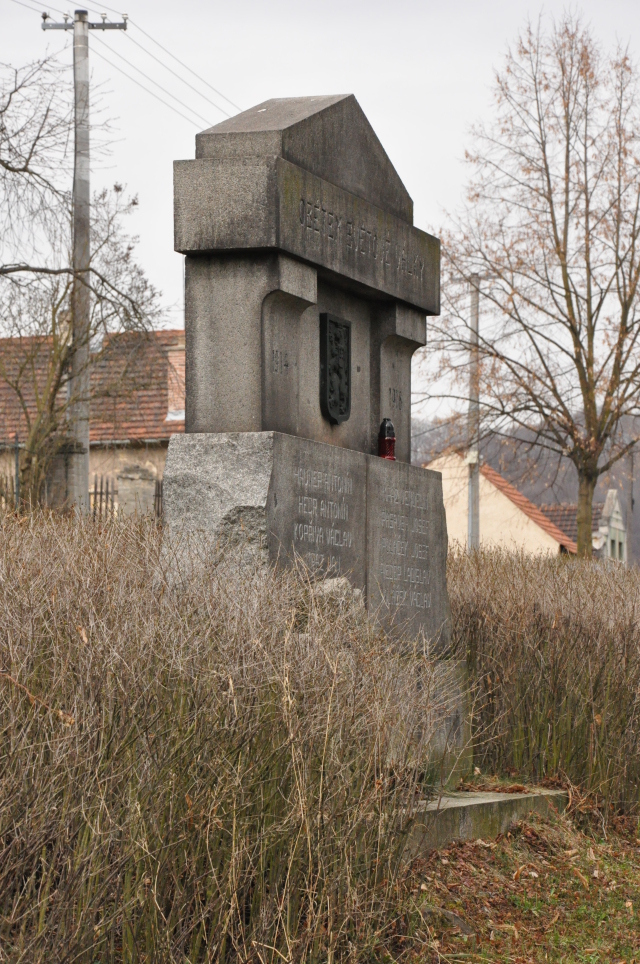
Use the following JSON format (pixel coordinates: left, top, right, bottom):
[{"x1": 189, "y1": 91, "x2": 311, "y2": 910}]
[
  {"x1": 539, "y1": 492, "x2": 627, "y2": 562},
  {"x1": 427, "y1": 453, "x2": 577, "y2": 554},
  {"x1": 0, "y1": 330, "x2": 185, "y2": 513},
  {"x1": 427, "y1": 453, "x2": 627, "y2": 559}
]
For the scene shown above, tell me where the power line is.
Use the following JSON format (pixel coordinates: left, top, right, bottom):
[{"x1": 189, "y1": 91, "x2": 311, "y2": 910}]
[
  {"x1": 124, "y1": 31, "x2": 231, "y2": 118},
  {"x1": 91, "y1": 32, "x2": 214, "y2": 127},
  {"x1": 96, "y1": 2, "x2": 242, "y2": 113},
  {"x1": 90, "y1": 45, "x2": 202, "y2": 128},
  {"x1": 13, "y1": 0, "x2": 210, "y2": 129},
  {"x1": 9, "y1": 0, "x2": 66, "y2": 17},
  {"x1": 129, "y1": 17, "x2": 242, "y2": 112},
  {"x1": 98, "y1": 24, "x2": 230, "y2": 119},
  {"x1": 10, "y1": 0, "x2": 240, "y2": 121},
  {"x1": 11, "y1": 0, "x2": 217, "y2": 127}
]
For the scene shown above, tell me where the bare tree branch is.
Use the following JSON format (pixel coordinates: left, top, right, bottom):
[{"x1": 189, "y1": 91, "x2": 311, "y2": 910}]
[
  {"x1": 0, "y1": 59, "x2": 163, "y2": 505},
  {"x1": 425, "y1": 15, "x2": 640, "y2": 555}
]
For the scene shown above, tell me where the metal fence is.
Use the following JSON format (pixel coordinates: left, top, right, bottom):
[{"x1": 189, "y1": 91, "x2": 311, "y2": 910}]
[
  {"x1": 154, "y1": 478, "x2": 163, "y2": 518},
  {"x1": 91, "y1": 475, "x2": 116, "y2": 519},
  {"x1": 1, "y1": 471, "x2": 164, "y2": 518}
]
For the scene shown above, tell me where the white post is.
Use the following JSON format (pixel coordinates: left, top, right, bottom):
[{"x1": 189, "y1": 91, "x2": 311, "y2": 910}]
[
  {"x1": 467, "y1": 274, "x2": 480, "y2": 549},
  {"x1": 40, "y1": 9, "x2": 127, "y2": 509},
  {"x1": 68, "y1": 8, "x2": 91, "y2": 510}
]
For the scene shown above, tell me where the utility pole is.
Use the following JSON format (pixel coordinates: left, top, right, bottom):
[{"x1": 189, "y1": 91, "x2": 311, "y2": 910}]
[
  {"x1": 467, "y1": 274, "x2": 480, "y2": 549},
  {"x1": 42, "y1": 9, "x2": 127, "y2": 511},
  {"x1": 14, "y1": 433, "x2": 20, "y2": 511}
]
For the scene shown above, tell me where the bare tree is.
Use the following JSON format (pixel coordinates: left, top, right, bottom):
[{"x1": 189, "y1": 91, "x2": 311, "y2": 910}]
[
  {"x1": 429, "y1": 16, "x2": 640, "y2": 556},
  {"x1": 1, "y1": 186, "x2": 160, "y2": 503},
  {"x1": 0, "y1": 57, "x2": 72, "y2": 280},
  {"x1": 0, "y1": 57, "x2": 161, "y2": 505}
]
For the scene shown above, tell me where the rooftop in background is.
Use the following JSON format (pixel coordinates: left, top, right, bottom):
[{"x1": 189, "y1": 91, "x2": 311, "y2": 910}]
[
  {"x1": 540, "y1": 492, "x2": 627, "y2": 561},
  {"x1": 479, "y1": 463, "x2": 578, "y2": 554},
  {"x1": 0, "y1": 329, "x2": 185, "y2": 447},
  {"x1": 427, "y1": 452, "x2": 629, "y2": 562},
  {"x1": 539, "y1": 503, "x2": 603, "y2": 545},
  {"x1": 427, "y1": 452, "x2": 578, "y2": 555}
]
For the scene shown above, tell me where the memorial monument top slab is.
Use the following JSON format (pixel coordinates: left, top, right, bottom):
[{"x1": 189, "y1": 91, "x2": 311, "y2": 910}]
[
  {"x1": 174, "y1": 94, "x2": 439, "y2": 315},
  {"x1": 174, "y1": 94, "x2": 440, "y2": 463},
  {"x1": 195, "y1": 94, "x2": 413, "y2": 224}
]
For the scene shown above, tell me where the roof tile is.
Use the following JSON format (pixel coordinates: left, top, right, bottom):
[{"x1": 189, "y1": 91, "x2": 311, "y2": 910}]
[
  {"x1": 539, "y1": 503, "x2": 604, "y2": 544},
  {"x1": 480, "y1": 463, "x2": 578, "y2": 554},
  {"x1": 0, "y1": 330, "x2": 185, "y2": 446}
]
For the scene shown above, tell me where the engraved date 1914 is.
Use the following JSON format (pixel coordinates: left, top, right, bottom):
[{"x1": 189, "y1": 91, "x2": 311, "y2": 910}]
[{"x1": 272, "y1": 349, "x2": 289, "y2": 375}]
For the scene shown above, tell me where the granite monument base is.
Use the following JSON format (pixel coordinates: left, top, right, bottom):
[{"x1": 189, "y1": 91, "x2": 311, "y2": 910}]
[{"x1": 163, "y1": 431, "x2": 451, "y2": 645}]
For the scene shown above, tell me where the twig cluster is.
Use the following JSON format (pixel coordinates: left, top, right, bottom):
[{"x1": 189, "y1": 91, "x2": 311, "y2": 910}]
[
  {"x1": 0, "y1": 514, "x2": 453, "y2": 963},
  {"x1": 448, "y1": 546, "x2": 640, "y2": 814}
]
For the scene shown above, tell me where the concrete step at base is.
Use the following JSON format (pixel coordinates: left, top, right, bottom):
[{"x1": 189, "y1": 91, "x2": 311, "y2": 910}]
[{"x1": 407, "y1": 789, "x2": 568, "y2": 857}]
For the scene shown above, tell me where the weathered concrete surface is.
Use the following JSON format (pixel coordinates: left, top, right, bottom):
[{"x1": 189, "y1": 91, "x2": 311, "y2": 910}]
[
  {"x1": 406, "y1": 790, "x2": 569, "y2": 858},
  {"x1": 175, "y1": 95, "x2": 436, "y2": 461},
  {"x1": 266, "y1": 432, "x2": 367, "y2": 584},
  {"x1": 184, "y1": 256, "x2": 425, "y2": 460},
  {"x1": 367, "y1": 456, "x2": 451, "y2": 643},
  {"x1": 194, "y1": 95, "x2": 414, "y2": 223},
  {"x1": 426, "y1": 662, "x2": 472, "y2": 783},
  {"x1": 184, "y1": 253, "x2": 317, "y2": 435},
  {"x1": 370, "y1": 302, "x2": 425, "y2": 463},
  {"x1": 175, "y1": 156, "x2": 439, "y2": 313},
  {"x1": 387, "y1": 660, "x2": 471, "y2": 783},
  {"x1": 162, "y1": 431, "x2": 274, "y2": 565},
  {"x1": 163, "y1": 431, "x2": 451, "y2": 644}
]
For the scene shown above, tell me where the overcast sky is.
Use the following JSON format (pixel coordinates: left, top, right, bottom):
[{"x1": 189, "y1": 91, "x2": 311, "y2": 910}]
[{"x1": 5, "y1": 0, "x2": 640, "y2": 329}]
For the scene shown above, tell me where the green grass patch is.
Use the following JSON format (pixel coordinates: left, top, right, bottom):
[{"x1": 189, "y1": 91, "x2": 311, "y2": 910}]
[{"x1": 400, "y1": 810, "x2": 640, "y2": 962}]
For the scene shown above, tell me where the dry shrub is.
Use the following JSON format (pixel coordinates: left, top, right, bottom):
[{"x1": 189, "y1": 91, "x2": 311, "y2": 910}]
[
  {"x1": 448, "y1": 548, "x2": 640, "y2": 812},
  {"x1": 0, "y1": 513, "x2": 448, "y2": 964}
]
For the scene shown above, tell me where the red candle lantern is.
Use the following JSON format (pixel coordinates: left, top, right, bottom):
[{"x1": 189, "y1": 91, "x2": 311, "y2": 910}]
[{"x1": 378, "y1": 418, "x2": 396, "y2": 460}]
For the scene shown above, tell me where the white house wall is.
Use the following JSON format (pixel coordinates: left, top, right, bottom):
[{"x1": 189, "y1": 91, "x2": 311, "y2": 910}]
[{"x1": 429, "y1": 455, "x2": 561, "y2": 554}]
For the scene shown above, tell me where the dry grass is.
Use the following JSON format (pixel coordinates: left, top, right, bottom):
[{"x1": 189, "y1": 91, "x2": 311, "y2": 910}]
[
  {"x1": 448, "y1": 548, "x2": 640, "y2": 814},
  {"x1": 3, "y1": 518, "x2": 640, "y2": 962},
  {"x1": 0, "y1": 513, "x2": 448, "y2": 964}
]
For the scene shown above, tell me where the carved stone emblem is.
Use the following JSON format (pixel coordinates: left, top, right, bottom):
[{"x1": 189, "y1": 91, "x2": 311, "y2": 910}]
[{"x1": 320, "y1": 313, "x2": 351, "y2": 425}]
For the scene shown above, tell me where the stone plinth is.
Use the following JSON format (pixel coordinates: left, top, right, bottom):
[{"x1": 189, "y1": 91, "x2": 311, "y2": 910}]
[
  {"x1": 367, "y1": 456, "x2": 450, "y2": 639},
  {"x1": 406, "y1": 790, "x2": 569, "y2": 858},
  {"x1": 164, "y1": 431, "x2": 451, "y2": 645}
]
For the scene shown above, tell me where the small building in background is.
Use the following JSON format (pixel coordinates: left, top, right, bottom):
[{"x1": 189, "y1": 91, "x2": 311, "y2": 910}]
[
  {"x1": 428, "y1": 453, "x2": 577, "y2": 554},
  {"x1": 428, "y1": 452, "x2": 627, "y2": 560},
  {"x1": 414, "y1": 417, "x2": 638, "y2": 564},
  {"x1": 540, "y1": 490, "x2": 627, "y2": 563},
  {"x1": 0, "y1": 330, "x2": 185, "y2": 515}
]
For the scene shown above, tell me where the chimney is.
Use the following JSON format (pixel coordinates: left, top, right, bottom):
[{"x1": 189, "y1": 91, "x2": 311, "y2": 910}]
[{"x1": 165, "y1": 341, "x2": 185, "y2": 421}]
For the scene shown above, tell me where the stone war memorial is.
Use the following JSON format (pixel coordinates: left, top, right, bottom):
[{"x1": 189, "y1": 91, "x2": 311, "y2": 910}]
[{"x1": 164, "y1": 93, "x2": 451, "y2": 644}]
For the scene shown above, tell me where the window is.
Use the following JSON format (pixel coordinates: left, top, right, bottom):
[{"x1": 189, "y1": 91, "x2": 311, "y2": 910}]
[
  {"x1": 619, "y1": 541, "x2": 624, "y2": 561},
  {"x1": 611, "y1": 538, "x2": 616, "y2": 558}
]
